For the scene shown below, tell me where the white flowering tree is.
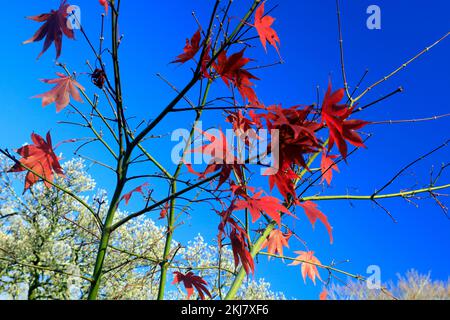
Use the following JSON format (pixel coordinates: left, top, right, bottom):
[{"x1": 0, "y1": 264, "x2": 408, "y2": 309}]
[{"x1": 0, "y1": 156, "x2": 283, "y2": 300}]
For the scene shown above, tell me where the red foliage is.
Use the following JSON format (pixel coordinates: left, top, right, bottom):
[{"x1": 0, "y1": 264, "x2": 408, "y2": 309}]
[
  {"x1": 91, "y1": 68, "x2": 107, "y2": 89},
  {"x1": 289, "y1": 251, "x2": 322, "y2": 285},
  {"x1": 234, "y1": 191, "x2": 292, "y2": 226},
  {"x1": 213, "y1": 50, "x2": 259, "y2": 104},
  {"x1": 261, "y1": 229, "x2": 292, "y2": 259},
  {"x1": 321, "y1": 82, "x2": 369, "y2": 159},
  {"x1": 99, "y1": 0, "x2": 109, "y2": 14},
  {"x1": 217, "y1": 205, "x2": 255, "y2": 275},
  {"x1": 23, "y1": 0, "x2": 75, "y2": 59},
  {"x1": 321, "y1": 152, "x2": 340, "y2": 185},
  {"x1": 159, "y1": 202, "x2": 170, "y2": 220},
  {"x1": 230, "y1": 227, "x2": 255, "y2": 275},
  {"x1": 300, "y1": 201, "x2": 333, "y2": 243},
  {"x1": 12, "y1": 0, "x2": 378, "y2": 294},
  {"x1": 319, "y1": 289, "x2": 328, "y2": 300},
  {"x1": 9, "y1": 132, "x2": 64, "y2": 191},
  {"x1": 121, "y1": 183, "x2": 150, "y2": 205},
  {"x1": 254, "y1": 1, "x2": 280, "y2": 54},
  {"x1": 172, "y1": 271, "x2": 212, "y2": 300},
  {"x1": 192, "y1": 129, "x2": 245, "y2": 189},
  {"x1": 255, "y1": 105, "x2": 322, "y2": 201},
  {"x1": 266, "y1": 164, "x2": 299, "y2": 202},
  {"x1": 201, "y1": 43, "x2": 212, "y2": 79},
  {"x1": 172, "y1": 30, "x2": 202, "y2": 64},
  {"x1": 34, "y1": 73, "x2": 84, "y2": 113}
]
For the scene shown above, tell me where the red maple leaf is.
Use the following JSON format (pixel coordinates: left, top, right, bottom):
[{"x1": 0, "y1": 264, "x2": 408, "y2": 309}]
[
  {"x1": 34, "y1": 73, "x2": 84, "y2": 112},
  {"x1": 201, "y1": 43, "x2": 212, "y2": 79},
  {"x1": 321, "y1": 152, "x2": 340, "y2": 186},
  {"x1": 191, "y1": 129, "x2": 245, "y2": 188},
  {"x1": 254, "y1": 1, "x2": 280, "y2": 54},
  {"x1": 300, "y1": 201, "x2": 333, "y2": 244},
  {"x1": 289, "y1": 250, "x2": 322, "y2": 285},
  {"x1": 266, "y1": 163, "x2": 299, "y2": 202},
  {"x1": 23, "y1": 1, "x2": 75, "y2": 59},
  {"x1": 216, "y1": 203, "x2": 255, "y2": 275},
  {"x1": 121, "y1": 183, "x2": 149, "y2": 205},
  {"x1": 172, "y1": 29, "x2": 202, "y2": 64},
  {"x1": 319, "y1": 289, "x2": 328, "y2": 300},
  {"x1": 230, "y1": 182, "x2": 256, "y2": 198},
  {"x1": 172, "y1": 271, "x2": 212, "y2": 300},
  {"x1": 321, "y1": 82, "x2": 369, "y2": 158},
  {"x1": 99, "y1": 0, "x2": 109, "y2": 14},
  {"x1": 226, "y1": 110, "x2": 258, "y2": 139},
  {"x1": 260, "y1": 105, "x2": 322, "y2": 201},
  {"x1": 230, "y1": 227, "x2": 255, "y2": 275},
  {"x1": 213, "y1": 50, "x2": 259, "y2": 104},
  {"x1": 261, "y1": 229, "x2": 292, "y2": 259},
  {"x1": 9, "y1": 132, "x2": 64, "y2": 191},
  {"x1": 184, "y1": 162, "x2": 205, "y2": 179},
  {"x1": 234, "y1": 191, "x2": 292, "y2": 226},
  {"x1": 266, "y1": 105, "x2": 322, "y2": 169},
  {"x1": 217, "y1": 205, "x2": 237, "y2": 246}
]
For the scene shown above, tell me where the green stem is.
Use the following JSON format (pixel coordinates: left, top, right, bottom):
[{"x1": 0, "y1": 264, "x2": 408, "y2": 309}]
[
  {"x1": 87, "y1": 162, "x2": 128, "y2": 299},
  {"x1": 157, "y1": 79, "x2": 213, "y2": 299},
  {"x1": 157, "y1": 184, "x2": 177, "y2": 300},
  {"x1": 303, "y1": 184, "x2": 450, "y2": 202},
  {"x1": 87, "y1": 1, "x2": 129, "y2": 299}
]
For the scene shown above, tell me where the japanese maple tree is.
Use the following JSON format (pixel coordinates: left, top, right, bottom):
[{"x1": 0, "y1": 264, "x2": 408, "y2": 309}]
[{"x1": 0, "y1": 0, "x2": 449, "y2": 301}]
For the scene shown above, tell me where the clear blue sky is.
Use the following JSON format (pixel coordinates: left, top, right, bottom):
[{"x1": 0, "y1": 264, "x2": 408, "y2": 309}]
[{"x1": 0, "y1": 1, "x2": 449, "y2": 299}]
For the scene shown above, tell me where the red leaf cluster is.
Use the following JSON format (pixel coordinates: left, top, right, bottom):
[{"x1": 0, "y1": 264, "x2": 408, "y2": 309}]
[
  {"x1": 320, "y1": 152, "x2": 339, "y2": 186},
  {"x1": 289, "y1": 251, "x2": 322, "y2": 285},
  {"x1": 13, "y1": 1, "x2": 374, "y2": 289},
  {"x1": 254, "y1": 1, "x2": 280, "y2": 54},
  {"x1": 234, "y1": 191, "x2": 292, "y2": 226},
  {"x1": 191, "y1": 129, "x2": 246, "y2": 189},
  {"x1": 121, "y1": 183, "x2": 150, "y2": 205},
  {"x1": 172, "y1": 30, "x2": 202, "y2": 64},
  {"x1": 226, "y1": 110, "x2": 259, "y2": 142},
  {"x1": 34, "y1": 73, "x2": 84, "y2": 113},
  {"x1": 213, "y1": 50, "x2": 259, "y2": 105},
  {"x1": 172, "y1": 271, "x2": 212, "y2": 300},
  {"x1": 217, "y1": 187, "x2": 293, "y2": 274},
  {"x1": 319, "y1": 289, "x2": 328, "y2": 300},
  {"x1": 91, "y1": 68, "x2": 107, "y2": 89},
  {"x1": 253, "y1": 105, "x2": 322, "y2": 201},
  {"x1": 159, "y1": 202, "x2": 170, "y2": 220},
  {"x1": 217, "y1": 205, "x2": 254, "y2": 275},
  {"x1": 230, "y1": 226, "x2": 255, "y2": 275},
  {"x1": 9, "y1": 132, "x2": 64, "y2": 191},
  {"x1": 321, "y1": 82, "x2": 369, "y2": 159},
  {"x1": 23, "y1": 1, "x2": 75, "y2": 59},
  {"x1": 261, "y1": 229, "x2": 291, "y2": 259},
  {"x1": 300, "y1": 201, "x2": 333, "y2": 244}
]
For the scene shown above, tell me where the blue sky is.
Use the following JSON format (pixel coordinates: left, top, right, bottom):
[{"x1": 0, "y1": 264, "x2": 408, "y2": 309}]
[{"x1": 0, "y1": 0, "x2": 449, "y2": 299}]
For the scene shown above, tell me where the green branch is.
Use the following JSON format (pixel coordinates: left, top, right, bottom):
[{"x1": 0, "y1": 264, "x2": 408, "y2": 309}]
[
  {"x1": 303, "y1": 184, "x2": 450, "y2": 202},
  {"x1": 0, "y1": 256, "x2": 93, "y2": 283}
]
